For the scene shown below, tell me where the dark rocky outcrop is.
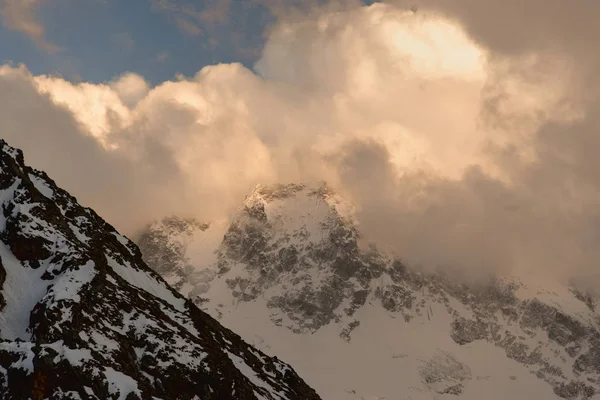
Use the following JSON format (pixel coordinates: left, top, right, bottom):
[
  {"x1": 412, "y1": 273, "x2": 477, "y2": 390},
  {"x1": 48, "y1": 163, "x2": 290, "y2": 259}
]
[{"x1": 0, "y1": 255, "x2": 5, "y2": 310}]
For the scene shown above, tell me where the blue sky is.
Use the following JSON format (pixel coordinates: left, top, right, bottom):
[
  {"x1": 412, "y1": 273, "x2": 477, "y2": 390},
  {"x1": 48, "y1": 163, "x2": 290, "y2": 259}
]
[{"x1": 0, "y1": 0, "x2": 275, "y2": 85}]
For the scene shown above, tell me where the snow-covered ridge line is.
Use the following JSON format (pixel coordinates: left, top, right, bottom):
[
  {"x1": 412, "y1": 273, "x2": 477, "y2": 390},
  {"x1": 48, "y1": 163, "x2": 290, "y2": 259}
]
[{"x1": 0, "y1": 139, "x2": 321, "y2": 400}]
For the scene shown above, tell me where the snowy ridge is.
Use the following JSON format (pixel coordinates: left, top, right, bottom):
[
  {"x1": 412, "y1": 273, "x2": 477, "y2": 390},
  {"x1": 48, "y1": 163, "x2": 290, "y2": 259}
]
[
  {"x1": 140, "y1": 183, "x2": 600, "y2": 400},
  {"x1": 0, "y1": 140, "x2": 320, "y2": 400}
]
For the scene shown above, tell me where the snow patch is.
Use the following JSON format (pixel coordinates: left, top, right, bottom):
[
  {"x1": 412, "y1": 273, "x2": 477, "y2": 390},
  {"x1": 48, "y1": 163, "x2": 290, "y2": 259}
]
[
  {"x1": 90, "y1": 330, "x2": 120, "y2": 353},
  {"x1": 103, "y1": 367, "x2": 141, "y2": 400},
  {"x1": 106, "y1": 255, "x2": 185, "y2": 312},
  {"x1": 45, "y1": 260, "x2": 96, "y2": 303},
  {"x1": 0, "y1": 341, "x2": 35, "y2": 374},
  {"x1": 0, "y1": 244, "x2": 50, "y2": 340},
  {"x1": 226, "y1": 350, "x2": 284, "y2": 400},
  {"x1": 29, "y1": 174, "x2": 54, "y2": 199},
  {"x1": 69, "y1": 222, "x2": 91, "y2": 244},
  {"x1": 42, "y1": 341, "x2": 93, "y2": 367}
]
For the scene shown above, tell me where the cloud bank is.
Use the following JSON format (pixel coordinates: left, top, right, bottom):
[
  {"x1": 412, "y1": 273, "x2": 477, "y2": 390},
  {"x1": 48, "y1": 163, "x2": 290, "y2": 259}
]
[{"x1": 2, "y1": 2, "x2": 599, "y2": 286}]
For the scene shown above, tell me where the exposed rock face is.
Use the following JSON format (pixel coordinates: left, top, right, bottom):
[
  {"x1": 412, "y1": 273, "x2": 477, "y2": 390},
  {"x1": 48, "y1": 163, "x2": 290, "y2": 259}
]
[
  {"x1": 216, "y1": 183, "x2": 384, "y2": 333},
  {"x1": 0, "y1": 140, "x2": 321, "y2": 400},
  {"x1": 419, "y1": 350, "x2": 472, "y2": 395},
  {"x1": 137, "y1": 217, "x2": 210, "y2": 292},
  {"x1": 138, "y1": 183, "x2": 600, "y2": 400}
]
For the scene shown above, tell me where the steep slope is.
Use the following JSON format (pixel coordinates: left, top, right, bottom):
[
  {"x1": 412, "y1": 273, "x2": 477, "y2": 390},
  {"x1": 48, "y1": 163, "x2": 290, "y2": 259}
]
[
  {"x1": 139, "y1": 184, "x2": 600, "y2": 400},
  {"x1": 0, "y1": 140, "x2": 321, "y2": 400}
]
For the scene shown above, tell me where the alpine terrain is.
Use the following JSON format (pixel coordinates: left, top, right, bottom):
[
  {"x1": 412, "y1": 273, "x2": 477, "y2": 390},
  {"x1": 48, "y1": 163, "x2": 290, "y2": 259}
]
[
  {"x1": 139, "y1": 183, "x2": 600, "y2": 400},
  {"x1": 0, "y1": 139, "x2": 322, "y2": 400}
]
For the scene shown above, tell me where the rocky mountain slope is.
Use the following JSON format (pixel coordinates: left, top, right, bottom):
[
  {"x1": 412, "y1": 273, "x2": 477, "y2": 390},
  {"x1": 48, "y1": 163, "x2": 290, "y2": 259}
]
[
  {"x1": 139, "y1": 183, "x2": 600, "y2": 400},
  {"x1": 0, "y1": 139, "x2": 321, "y2": 400}
]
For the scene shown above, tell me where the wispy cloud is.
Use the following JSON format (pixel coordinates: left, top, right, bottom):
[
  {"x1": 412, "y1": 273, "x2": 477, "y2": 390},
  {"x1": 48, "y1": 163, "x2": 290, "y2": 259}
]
[
  {"x1": 0, "y1": 0, "x2": 60, "y2": 52},
  {"x1": 112, "y1": 32, "x2": 135, "y2": 54},
  {"x1": 155, "y1": 51, "x2": 169, "y2": 62},
  {"x1": 174, "y1": 17, "x2": 202, "y2": 36},
  {"x1": 151, "y1": 0, "x2": 230, "y2": 37}
]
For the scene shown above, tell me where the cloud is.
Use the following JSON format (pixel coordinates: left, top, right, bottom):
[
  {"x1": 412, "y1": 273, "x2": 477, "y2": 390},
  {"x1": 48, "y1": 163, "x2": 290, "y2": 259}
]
[
  {"x1": 0, "y1": 0, "x2": 59, "y2": 52},
  {"x1": 3, "y1": 2, "x2": 600, "y2": 288},
  {"x1": 152, "y1": 0, "x2": 231, "y2": 37},
  {"x1": 397, "y1": 0, "x2": 600, "y2": 60},
  {"x1": 109, "y1": 73, "x2": 150, "y2": 108},
  {"x1": 155, "y1": 51, "x2": 169, "y2": 63},
  {"x1": 112, "y1": 32, "x2": 135, "y2": 54},
  {"x1": 2, "y1": 62, "x2": 275, "y2": 233}
]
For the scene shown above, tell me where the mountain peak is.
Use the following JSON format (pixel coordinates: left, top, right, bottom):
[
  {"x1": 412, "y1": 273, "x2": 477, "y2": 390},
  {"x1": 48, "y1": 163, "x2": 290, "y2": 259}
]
[
  {"x1": 245, "y1": 183, "x2": 309, "y2": 204},
  {"x1": 138, "y1": 180, "x2": 600, "y2": 400},
  {"x1": 242, "y1": 182, "x2": 356, "y2": 227}
]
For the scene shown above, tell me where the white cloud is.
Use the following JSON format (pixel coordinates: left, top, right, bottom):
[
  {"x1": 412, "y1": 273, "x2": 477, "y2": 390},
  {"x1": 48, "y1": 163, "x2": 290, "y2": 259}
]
[
  {"x1": 109, "y1": 73, "x2": 150, "y2": 108},
  {"x1": 2, "y1": 3, "x2": 596, "y2": 286},
  {"x1": 34, "y1": 75, "x2": 132, "y2": 143}
]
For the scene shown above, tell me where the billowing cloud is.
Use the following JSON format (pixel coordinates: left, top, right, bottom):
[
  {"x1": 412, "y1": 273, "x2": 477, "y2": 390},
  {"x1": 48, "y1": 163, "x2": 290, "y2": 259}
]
[
  {"x1": 2, "y1": 2, "x2": 598, "y2": 287},
  {"x1": 109, "y1": 73, "x2": 151, "y2": 108}
]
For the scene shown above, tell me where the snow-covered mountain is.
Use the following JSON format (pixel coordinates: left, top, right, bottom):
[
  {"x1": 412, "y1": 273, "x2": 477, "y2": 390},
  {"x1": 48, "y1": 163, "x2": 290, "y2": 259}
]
[
  {"x1": 0, "y1": 139, "x2": 321, "y2": 400},
  {"x1": 139, "y1": 183, "x2": 600, "y2": 400}
]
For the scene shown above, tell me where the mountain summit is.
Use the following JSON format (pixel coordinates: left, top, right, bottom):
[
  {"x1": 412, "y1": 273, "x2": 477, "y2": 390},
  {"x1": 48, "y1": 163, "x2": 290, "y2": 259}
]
[
  {"x1": 140, "y1": 183, "x2": 600, "y2": 400},
  {"x1": 0, "y1": 140, "x2": 321, "y2": 400}
]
